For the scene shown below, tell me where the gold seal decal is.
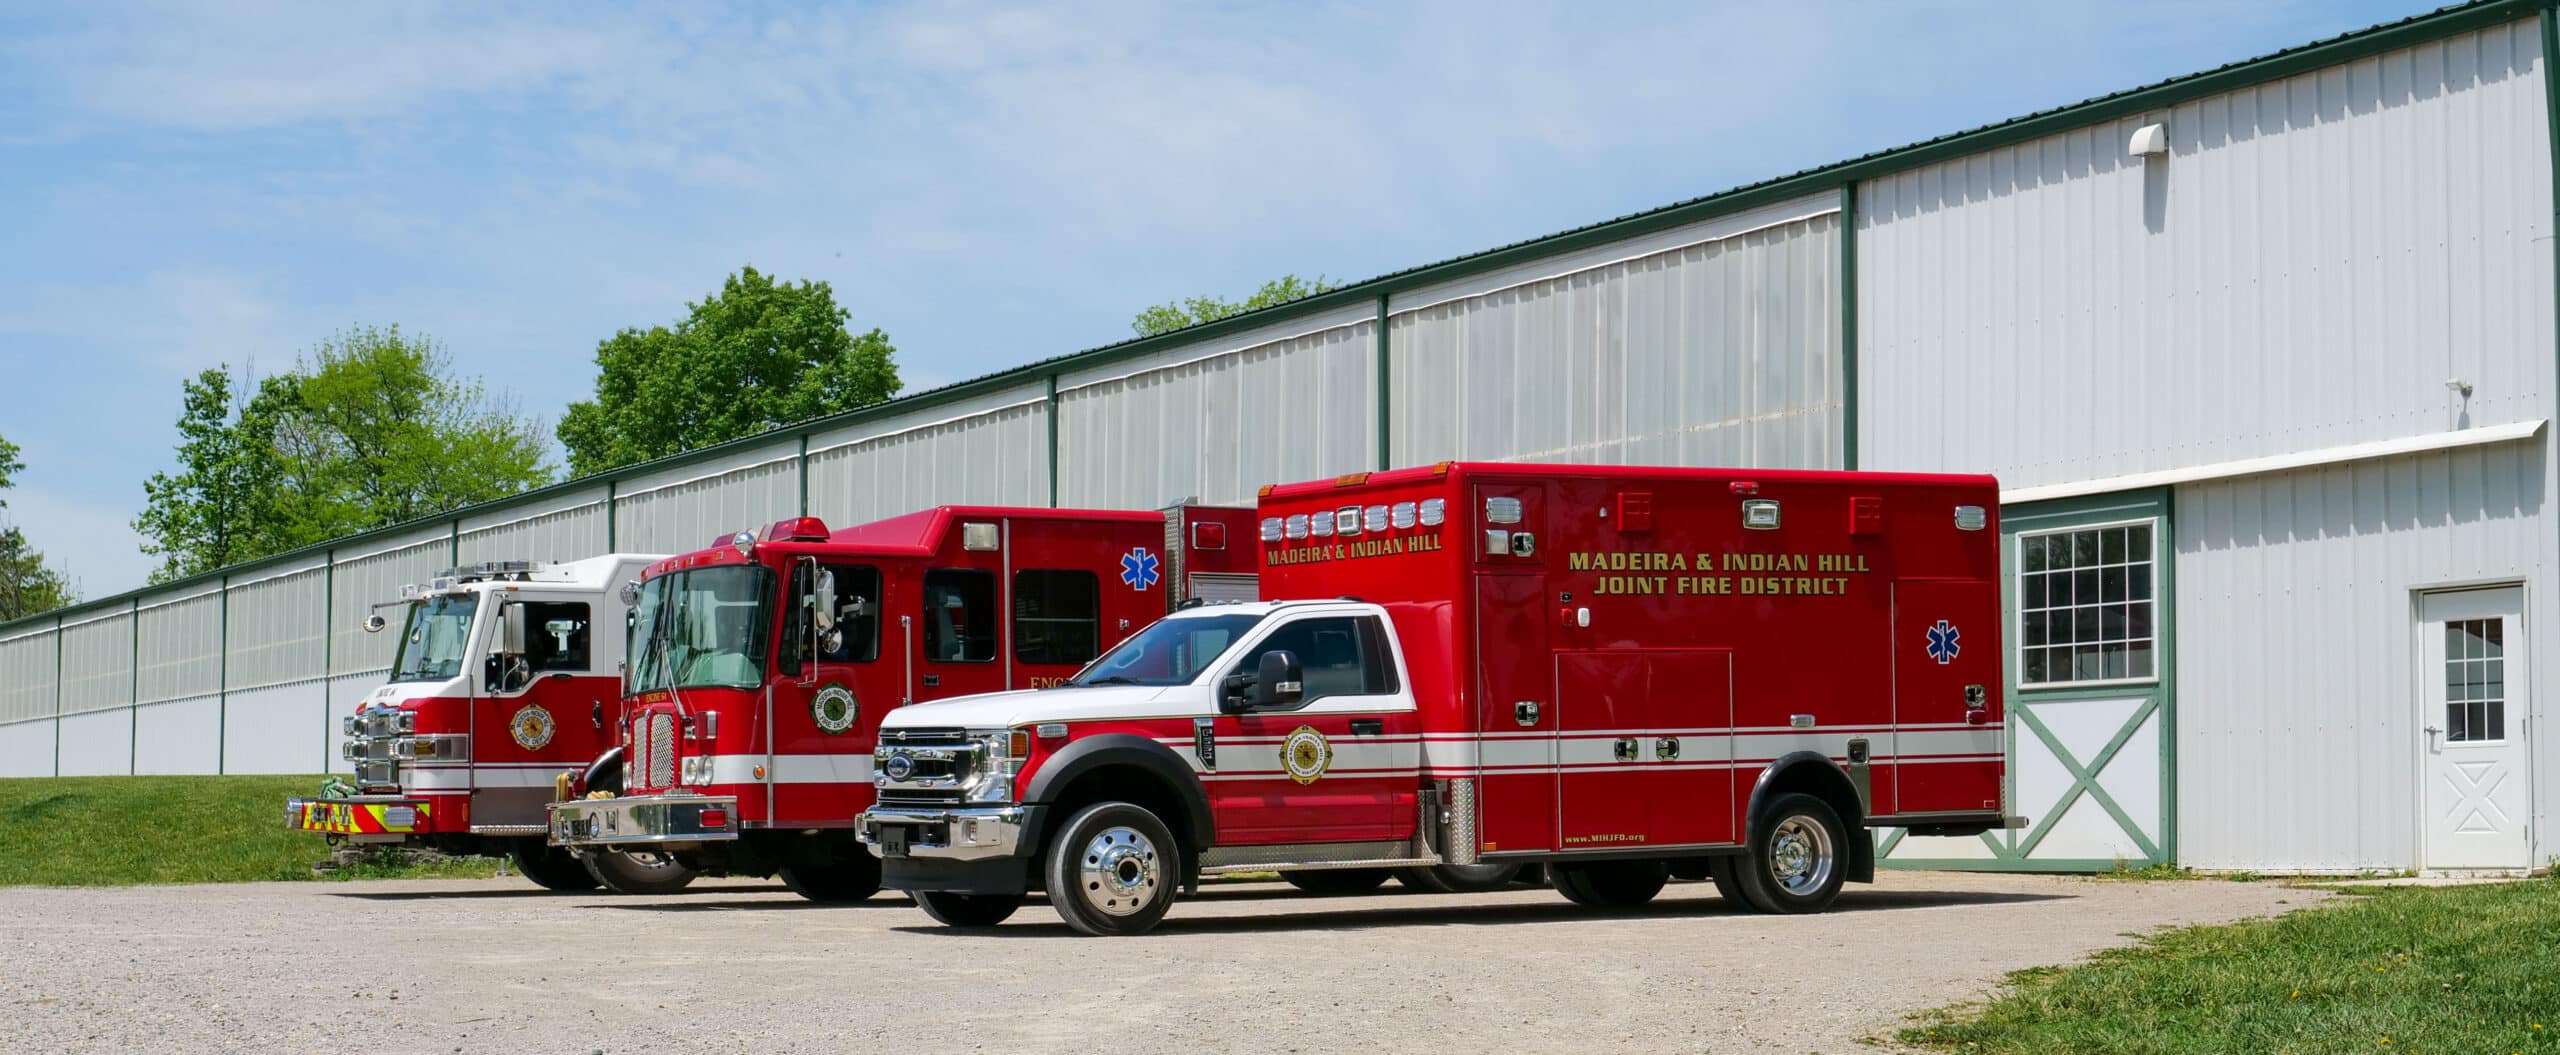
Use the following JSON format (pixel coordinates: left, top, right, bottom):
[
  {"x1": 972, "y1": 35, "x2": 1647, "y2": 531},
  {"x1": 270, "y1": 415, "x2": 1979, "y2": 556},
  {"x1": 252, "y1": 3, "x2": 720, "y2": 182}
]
[
  {"x1": 1280, "y1": 725, "x2": 1333, "y2": 785},
  {"x1": 509, "y1": 704, "x2": 555, "y2": 751}
]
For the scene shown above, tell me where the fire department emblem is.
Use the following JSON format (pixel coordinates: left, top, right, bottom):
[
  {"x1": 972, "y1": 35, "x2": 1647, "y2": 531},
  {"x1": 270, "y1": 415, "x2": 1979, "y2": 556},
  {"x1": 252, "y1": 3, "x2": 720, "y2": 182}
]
[
  {"x1": 1280, "y1": 725, "x2": 1333, "y2": 785},
  {"x1": 812, "y1": 684, "x2": 858, "y2": 735},
  {"x1": 1925, "y1": 620, "x2": 1962, "y2": 665},
  {"x1": 508, "y1": 704, "x2": 555, "y2": 750}
]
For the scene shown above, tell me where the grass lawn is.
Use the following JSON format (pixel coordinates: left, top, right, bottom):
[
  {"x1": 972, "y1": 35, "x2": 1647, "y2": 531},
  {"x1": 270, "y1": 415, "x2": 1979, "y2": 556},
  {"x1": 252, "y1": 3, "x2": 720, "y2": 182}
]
[
  {"x1": 1899, "y1": 875, "x2": 2560, "y2": 1054},
  {"x1": 0, "y1": 775, "x2": 497, "y2": 886}
]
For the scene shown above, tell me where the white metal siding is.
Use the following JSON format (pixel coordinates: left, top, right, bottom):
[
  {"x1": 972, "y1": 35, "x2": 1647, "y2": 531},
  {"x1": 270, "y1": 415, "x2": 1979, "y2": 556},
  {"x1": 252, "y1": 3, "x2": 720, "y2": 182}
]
[
  {"x1": 133, "y1": 696, "x2": 221, "y2": 775},
  {"x1": 56, "y1": 708, "x2": 130, "y2": 776},
  {"x1": 808, "y1": 399, "x2": 1049, "y2": 525},
  {"x1": 1058, "y1": 322, "x2": 1374, "y2": 508},
  {"x1": 226, "y1": 569, "x2": 327, "y2": 690},
  {"x1": 2175, "y1": 439, "x2": 2555, "y2": 872},
  {"x1": 223, "y1": 682, "x2": 323, "y2": 775},
  {"x1": 136, "y1": 592, "x2": 221, "y2": 703},
  {"x1": 1859, "y1": 19, "x2": 2554, "y2": 487},
  {"x1": 330, "y1": 539, "x2": 449, "y2": 676},
  {"x1": 0, "y1": 719, "x2": 53, "y2": 776},
  {"x1": 0, "y1": 629, "x2": 58, "y2": 725},
  {"x1": 56, "y1": 614, "x2": 132, "y2": 717},
  {"x1": 458, "y1": 499, "x2": 608, "y2": 564},
  {"x1": 1389, "y1": 210, "x2": 1843, "y2": 469},
  {"x1": 612, "y1": 454, "x2": 799, "y2": 554}
]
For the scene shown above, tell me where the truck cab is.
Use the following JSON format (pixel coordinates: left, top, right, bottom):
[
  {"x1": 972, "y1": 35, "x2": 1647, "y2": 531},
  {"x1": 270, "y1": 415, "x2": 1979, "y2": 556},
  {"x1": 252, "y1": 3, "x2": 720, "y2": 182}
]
[
  {"x1": 861, "y1": 463, "x2": 2019, "y2": 934},
  {"x1": 286, "y1": 555, "x2": 668, "y2": 891},
  {"x1": 548, "y1": 505, "x2": 1252, "y2": 900}
]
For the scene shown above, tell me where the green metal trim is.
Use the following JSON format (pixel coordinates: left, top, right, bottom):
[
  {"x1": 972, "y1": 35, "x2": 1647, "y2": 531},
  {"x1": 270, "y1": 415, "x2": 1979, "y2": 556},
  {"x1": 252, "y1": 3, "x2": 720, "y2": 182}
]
[
  {"x1": 2156, "y1": 488, "x2": 2180, "y2": 861},
  {"x1": 446, "y1": 522, "x2": 459, "y2": 567},
  {"x1": 1884, "y1": 857, "x2": 2151, "y2": 873},
  {"x1": 4, "y1": 1, "x2": 2534, "y2": 641},
  {"x1": 128, "y1": 597, "x2": 139, "y2": 774},
  {"x1": 796, "y1": 434, "x2": 810, "y2": 516},
  {"x1": 215, "y1": 574, "x2": 228, "y2": 776},
  {"x1": 1874, "y1": 827, "x2": 1906, "y2": 859},
  {"x1": 1374, "y1": 293, "x2": 1392, "y2": 470},
  {"x1": 2011, "y1": 699, "x2": 2164, "y2": 861},
  {"x1": 321, "y1": 549, "x2": 334, "y2": 773},
  {"x1": 604, "y1": 480, "x2": 617, "y2": 550},
  {"x1": 1045, "y1": 374, "x2": 1061, "y2": 507},
  {"x1": 1838, "y1": 183, "x2": 1858, "y2": 471}
]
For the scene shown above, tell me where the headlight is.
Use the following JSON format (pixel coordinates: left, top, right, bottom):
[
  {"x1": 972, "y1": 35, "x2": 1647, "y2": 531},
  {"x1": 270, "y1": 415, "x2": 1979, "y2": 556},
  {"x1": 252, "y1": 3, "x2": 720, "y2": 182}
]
[
  {"x1": 964, "y1": 729, "x2": 1031, "y2": 803},
  {"x1": 680, "y1": 756, "x2": 713, "y2": 786},
  {"x1": 397, "y1": 711, "x2": 416, "y2": 734},
  {"x1": 339, "y1": 740, "x2": 361, "y2": 761}
]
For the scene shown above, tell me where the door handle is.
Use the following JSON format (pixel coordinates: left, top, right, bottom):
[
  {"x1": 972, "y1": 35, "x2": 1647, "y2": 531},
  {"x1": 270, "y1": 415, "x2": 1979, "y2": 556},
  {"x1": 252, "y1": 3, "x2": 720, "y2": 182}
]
[
  {"x1": 1655, "y1": 737, "x2": 1680, "y2": 761},
  {"x1": 1613, "y1": 737, "x2": 1639, "y2": 762},
  {"x1": 591, "y1": 702, "x2": 605, "y2": 730},
  {"x1": 1350, "y1": 719, "x2": 1384, "y2": 736},
  {"x1": 2423, "y1": 725, "x2": 2443, "y2": 751},
  {"x1": 1514, "y1": 700, "x2": 1541, "y2": 727}
]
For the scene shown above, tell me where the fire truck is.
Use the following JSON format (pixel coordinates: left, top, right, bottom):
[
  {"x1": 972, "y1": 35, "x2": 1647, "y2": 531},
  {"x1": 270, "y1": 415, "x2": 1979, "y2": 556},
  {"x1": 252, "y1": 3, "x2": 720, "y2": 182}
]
[
  {"x1": 547, "y1": 505, "x2": 1254, "y2": 900},
  {"x1": 858, "y1": 463, "x2": 2018, "y2": 934},
  {"x1": 286, "y1": 554, "x2": 683, "y2": 893}
]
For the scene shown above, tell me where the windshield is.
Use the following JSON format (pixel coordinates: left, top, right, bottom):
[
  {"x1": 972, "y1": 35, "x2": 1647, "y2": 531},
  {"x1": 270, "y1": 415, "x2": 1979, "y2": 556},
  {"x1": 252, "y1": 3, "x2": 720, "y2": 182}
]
[
  {"x1": 1066, "y1": 612, "x2": 1264, "y2": 687},
  {"x1": 626, "y1": 565, "x2": 774, "y2": 693},
  {"x1": 388, "y1": 593, "x2": 479, "y2": 683}
]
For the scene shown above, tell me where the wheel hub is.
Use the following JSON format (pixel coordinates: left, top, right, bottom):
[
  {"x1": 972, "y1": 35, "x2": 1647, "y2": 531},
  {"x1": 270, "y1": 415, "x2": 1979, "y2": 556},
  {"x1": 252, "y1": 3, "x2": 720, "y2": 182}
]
[
  {"x1": 1077, "y1": 825, "x2": 1159, "y2": 917},
  {"x1": 1768, "y1": 816, "x2": 1834, "y2": 895}
]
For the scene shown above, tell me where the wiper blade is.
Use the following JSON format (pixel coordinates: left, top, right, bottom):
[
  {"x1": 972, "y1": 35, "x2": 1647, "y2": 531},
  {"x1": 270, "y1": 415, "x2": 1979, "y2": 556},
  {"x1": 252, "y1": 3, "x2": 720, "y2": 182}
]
[{"x1": 1075, "y1": 676, "x2": 1139, "y2": 686}]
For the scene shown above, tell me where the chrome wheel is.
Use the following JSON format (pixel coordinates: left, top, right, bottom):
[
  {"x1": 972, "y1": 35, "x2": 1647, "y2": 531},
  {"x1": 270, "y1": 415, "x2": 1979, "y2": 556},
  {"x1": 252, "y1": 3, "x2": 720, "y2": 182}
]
[
  {"x1": 1767, "y1": 814, "x2": 1835, "y2": 896},
  {"x1": 1076, "y1": 825, "x2": 1161, "y2": 917}
]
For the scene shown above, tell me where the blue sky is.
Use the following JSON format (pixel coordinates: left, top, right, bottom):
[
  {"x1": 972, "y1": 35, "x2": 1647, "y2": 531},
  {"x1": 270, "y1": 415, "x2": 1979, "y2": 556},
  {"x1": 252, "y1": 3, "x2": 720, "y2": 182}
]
[{"x1": 0, "y1": 0, "x2": 2438, "y2": 599}]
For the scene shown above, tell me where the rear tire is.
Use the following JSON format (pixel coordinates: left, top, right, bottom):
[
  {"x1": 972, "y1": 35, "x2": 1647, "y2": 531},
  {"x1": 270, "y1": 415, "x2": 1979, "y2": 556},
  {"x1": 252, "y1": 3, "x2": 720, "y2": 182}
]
[
  {"x1": 779, "y1": 853, "x2": 883, "y2": 903},
  {"x1": 583, "y1": 849, "x2": 698, "y2": 895},
  {"x1": 511, "y1": 844, "x2": 600, "y2": 892},
  {"x1": 1394, "y1": 862, "x2": 1524, "y2": 894},
  {"x1": 1729, "y1": 793, "x2": 1849, "y2": 914},
  {"x1": 1707, "y1": 855, "x2": 1751, "y2": 907},
  {"x1": 914, "y1": 890, "x2": 1024, "y2": 928},
  {"x1": 1551, "y1": 860, "x2": 1668, "y2": 910},
  {"x1": 1281, "y1": 868, "x2": 1393, "y2": 896},
  {"x1": 1045, "y1": 801, "x2": 1178, "y2": 936}
]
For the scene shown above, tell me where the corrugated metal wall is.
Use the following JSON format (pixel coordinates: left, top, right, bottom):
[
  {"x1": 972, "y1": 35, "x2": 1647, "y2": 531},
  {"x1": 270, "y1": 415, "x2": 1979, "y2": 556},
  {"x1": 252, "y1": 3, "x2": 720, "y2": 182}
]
[
  {"x1": 2175, "y1": 440, "x2": 2556, "y2": 871},
  {"x1": 57, "y1": 613, "x2": 133, "y2": 717},
  {"x1": 0, "y1": 628, "x2": 59, "y2": 727},
  {"x1": 1058, "y1": 307, "x2": 1377, "y2": 509},
  {"x1": 331, "y1": 537, "x2": 450, "y2": 677},
  {"x1": 226, "y1": 566, "x2": 326, "y2": 690},
  {"x1": 457, "y1": 495, "x2": 608, "y2": 565},
  {"x1": 1858, "y1": 19, "x2": 2553, "y2": 488},
  {"x1": 612, "y1": 449, "x2": 799, "y2": 554},
  {"x1": 808, "y1": 383, "x2": 1050, "y2": 523},
  {"x1": 135, "y1": 592, "x2": 221, "y2": 703},
  {"x1": 1389, "y1": 195, "x2": 1845, "y2": 469}
]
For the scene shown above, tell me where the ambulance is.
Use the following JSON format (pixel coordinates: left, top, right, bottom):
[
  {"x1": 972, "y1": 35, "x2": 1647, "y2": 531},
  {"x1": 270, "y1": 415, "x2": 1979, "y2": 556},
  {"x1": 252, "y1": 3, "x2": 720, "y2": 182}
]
[{"x1": 859, "y1": 464, "x2": 2017, "y2": 934}]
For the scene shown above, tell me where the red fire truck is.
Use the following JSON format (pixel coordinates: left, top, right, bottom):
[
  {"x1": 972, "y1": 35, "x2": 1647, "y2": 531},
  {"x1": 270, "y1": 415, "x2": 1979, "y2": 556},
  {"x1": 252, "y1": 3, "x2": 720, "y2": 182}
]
[
  {"x1": 547, "y1": 505, "x2": 1253, "y2": 899},
  {"x1": 286, "y1": 555, "x2": 684, "y2": 892},
  {"x1": 858, "y1": 463, "x2": 2018, "y2": 934}
]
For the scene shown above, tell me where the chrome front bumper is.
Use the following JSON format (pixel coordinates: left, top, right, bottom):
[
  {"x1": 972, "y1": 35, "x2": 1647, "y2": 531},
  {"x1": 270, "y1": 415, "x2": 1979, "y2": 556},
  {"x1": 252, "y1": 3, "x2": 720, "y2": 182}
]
[
  {"x1": 856, "y1": 805, "x2": 1028, "y2": 862},
  {"x1": 548, "y1": 793, "x2": 737, "y2": 849}
]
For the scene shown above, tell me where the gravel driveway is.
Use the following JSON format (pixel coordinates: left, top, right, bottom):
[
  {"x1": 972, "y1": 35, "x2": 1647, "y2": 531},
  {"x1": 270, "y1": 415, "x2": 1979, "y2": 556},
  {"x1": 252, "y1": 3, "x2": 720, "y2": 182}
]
[{"x1": 0, "y1": 869, "x2": 2314, "y2": 1054}]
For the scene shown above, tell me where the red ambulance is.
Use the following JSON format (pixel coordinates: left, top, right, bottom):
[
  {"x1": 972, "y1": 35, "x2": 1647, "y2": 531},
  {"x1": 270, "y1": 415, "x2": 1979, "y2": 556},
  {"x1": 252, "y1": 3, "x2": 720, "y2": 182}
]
[
  {"x1": 548, "y1": 505, "x2": 1252, "y2": 899},
  {"x1": 859, "y1": 463, "x2": 2017, "y2": 934}
]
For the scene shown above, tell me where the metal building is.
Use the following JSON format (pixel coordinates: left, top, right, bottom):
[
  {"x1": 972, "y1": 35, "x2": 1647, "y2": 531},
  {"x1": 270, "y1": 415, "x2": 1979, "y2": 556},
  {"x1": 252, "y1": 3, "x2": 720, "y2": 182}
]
[{"x1": 4, "y1": 0, "x2": 2553, "y2": 875}]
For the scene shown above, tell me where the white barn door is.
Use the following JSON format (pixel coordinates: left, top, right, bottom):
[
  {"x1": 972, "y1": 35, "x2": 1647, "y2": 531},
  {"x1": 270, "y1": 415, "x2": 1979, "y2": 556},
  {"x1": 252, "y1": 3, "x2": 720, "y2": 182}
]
[{"x1": 2417, "y1": 587, "x2": 2532, "y2": 873}]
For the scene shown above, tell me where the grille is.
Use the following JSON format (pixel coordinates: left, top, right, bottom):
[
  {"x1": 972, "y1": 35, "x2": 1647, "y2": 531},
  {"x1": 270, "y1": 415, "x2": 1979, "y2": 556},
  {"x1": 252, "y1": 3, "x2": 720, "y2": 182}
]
[
  {"x1": 646, "y1": 713, "x2": 676, "y2": 790},
  {"x1": 878, "y1": 727, "x2": 969, "y2": 745},
  {"x1": 877, "y1": 789, "x2": 964, "y2": 810}
]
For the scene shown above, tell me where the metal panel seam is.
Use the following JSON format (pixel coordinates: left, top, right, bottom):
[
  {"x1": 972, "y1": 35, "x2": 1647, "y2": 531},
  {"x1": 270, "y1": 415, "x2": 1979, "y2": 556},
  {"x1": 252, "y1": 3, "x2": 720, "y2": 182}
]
[
  {"x1": 322, "y1": 549, "x2": 334, "y2": 774},
  {"x1": 1374, "y1": 293, "x2": 1391, "y2": 470},
  {"x1": 127, "y1": 597, "x2": 137, "y2": 775},
  {"x1": 1840, "y1": 183, "x2": 1859, "y2": 472},
  {"x1": 216, "y1": 574, "x2": 228, "y2": 776},
  {"x1": 1045, "y1": 374, "x2": 1060, "y2": 507}
]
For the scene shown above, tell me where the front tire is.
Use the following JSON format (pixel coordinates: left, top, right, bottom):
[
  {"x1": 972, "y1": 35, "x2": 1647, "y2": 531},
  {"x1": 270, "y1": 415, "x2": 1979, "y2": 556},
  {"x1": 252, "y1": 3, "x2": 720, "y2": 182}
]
[
  {"x1": 1282, "y1": 868, "x2": 1393, "y2": 896},
  {"x1": 914, "y1": 890, "x2": 1024, "y2": 928},
  {"x1": 779, "y1": 853, "x2": 883, "y2": 903},
  {"x1": 1045, "y1": 801, "x2": 1178, "y2": 936},
  {"x1": 1551, "y1": 860, "x2": 1668, "y2": 909},
  {"x1": 511, "y1": 844, "x2": 600, "y2": 891},
  {"x1": 583, "y1": 849, "x2": 698, "y2": 895},
  {"x1": 1729, "y1": 793, "x2": 1849, "y2": 914},
  {"x1": 1394, "y1": 862, "x2": 1524, "y2": 894}
]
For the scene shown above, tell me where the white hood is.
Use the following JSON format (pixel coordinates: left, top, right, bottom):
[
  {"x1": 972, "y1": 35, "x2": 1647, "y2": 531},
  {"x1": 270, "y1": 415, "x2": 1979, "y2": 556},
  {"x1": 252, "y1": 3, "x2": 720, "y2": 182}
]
[{"x1": 882, "y1": 684, "x2": 1196, "y2": 729}]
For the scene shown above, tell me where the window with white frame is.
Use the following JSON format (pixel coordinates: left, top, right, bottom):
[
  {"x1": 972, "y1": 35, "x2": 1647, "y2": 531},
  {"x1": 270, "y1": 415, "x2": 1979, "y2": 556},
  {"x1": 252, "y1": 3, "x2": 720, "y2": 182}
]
[{"x1": 2018, "y1": 521, "x2": 2156, "y2": 685}]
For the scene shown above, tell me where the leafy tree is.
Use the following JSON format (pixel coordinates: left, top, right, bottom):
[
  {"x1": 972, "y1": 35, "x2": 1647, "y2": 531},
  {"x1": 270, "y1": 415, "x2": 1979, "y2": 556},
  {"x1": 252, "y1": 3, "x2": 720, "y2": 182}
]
[
  {"x1": 0, "y1": 434, "x2": 76, "y2": 620},
  {"x1": 1131, "y1": 274, "x2": 1340, "y2": 336},
  {"x1": 558, "y1": 267, "x2": 902, "y2": 476},
  {"x1": 133, "y1": 328, "x2": 553, "y2": 583}
]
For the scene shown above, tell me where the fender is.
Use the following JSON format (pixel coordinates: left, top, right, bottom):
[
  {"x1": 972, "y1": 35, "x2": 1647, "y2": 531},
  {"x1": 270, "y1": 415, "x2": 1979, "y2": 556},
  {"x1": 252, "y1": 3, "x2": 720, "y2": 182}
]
[
  {"x1": 1747, "y1": 750, "x2": 1875, "y2": 884},
  {"x1": 1020, "y1": 733, "x2": 1215, "y2": 847},
  {"x1": 577, "y1": 746, "x2": 626, "y2": 795}
]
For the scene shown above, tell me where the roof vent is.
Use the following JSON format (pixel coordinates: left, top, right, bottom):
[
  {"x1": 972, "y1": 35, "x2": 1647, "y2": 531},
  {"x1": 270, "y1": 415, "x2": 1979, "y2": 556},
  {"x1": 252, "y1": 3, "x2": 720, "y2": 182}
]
[{"x1": 2128, "y1": 122, "x2": 2168, "y2": 158}]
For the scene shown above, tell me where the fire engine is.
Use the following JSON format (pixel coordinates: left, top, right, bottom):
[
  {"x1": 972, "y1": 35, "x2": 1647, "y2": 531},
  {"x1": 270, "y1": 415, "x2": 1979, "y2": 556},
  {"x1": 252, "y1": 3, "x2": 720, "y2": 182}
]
[
  {"x1": 286, "y1": 555, "x2": 682, "y2": 893},
  {"x1": 547, "y1": 505, "x2": 1254, "y2": 900},
  {"x1": 858, "y1": 463, "x2": 2019, "y2": 934}
]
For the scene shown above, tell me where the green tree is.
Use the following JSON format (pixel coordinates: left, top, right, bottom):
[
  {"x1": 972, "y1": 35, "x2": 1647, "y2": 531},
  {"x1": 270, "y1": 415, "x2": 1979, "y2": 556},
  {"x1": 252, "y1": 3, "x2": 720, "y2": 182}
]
[
  {"x1": 1131, "y1": 274, "x2": 1340, "y2": 336},
  {"x1": 133, "y1": 328, "x2": 554, "y2": 582},
  {"x1": 558, "y1": 267, "x2": 902, "y2": 476},
  {"x1": 0, "y1": 434, "x2": 77, "y2": 620}
]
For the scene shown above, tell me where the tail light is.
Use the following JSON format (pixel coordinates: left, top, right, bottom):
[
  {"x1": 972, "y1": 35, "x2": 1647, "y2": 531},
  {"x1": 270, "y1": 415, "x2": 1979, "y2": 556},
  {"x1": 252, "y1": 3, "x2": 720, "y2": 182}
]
[{"x1": 699, "y1": 808, "x2": 729, "y2": 828}]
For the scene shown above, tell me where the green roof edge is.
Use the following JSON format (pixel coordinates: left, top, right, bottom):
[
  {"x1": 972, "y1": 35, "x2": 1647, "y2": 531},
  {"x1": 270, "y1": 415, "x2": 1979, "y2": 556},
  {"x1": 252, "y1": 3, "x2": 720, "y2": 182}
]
[{"x1": 5, "y1": 0, "x2": 2542, "y2": 638}]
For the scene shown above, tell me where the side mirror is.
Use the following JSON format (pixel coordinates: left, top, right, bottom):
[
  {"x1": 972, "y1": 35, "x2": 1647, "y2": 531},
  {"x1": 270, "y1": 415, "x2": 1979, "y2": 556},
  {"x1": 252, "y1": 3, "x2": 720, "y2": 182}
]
[
  {"x1": 1217, "y1": 673, "x2": 1253, "y2": 714},
  {"x1": 499, "y1": 603, "x2": 529, "y2": 657},
  {"x1": 1249, "y1": 650, "x2": 1304, "y2": 709},
  {"x1": 812, "y1": 569, "x2": 839, "y2": 633},
  {"x1": 362, "y1": 614, "x2": 387, "y2": 634}
]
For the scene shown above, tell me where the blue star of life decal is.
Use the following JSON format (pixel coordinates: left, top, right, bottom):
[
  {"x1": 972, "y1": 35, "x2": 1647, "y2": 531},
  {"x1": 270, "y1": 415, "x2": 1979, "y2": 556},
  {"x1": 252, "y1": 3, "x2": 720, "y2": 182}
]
[
  {"x1": 1924, "y1": 619, "x2": 1961, "y2": 665},
  {"x1": 1119, "y1": 546, "x2": 1161, "y2": 591}
]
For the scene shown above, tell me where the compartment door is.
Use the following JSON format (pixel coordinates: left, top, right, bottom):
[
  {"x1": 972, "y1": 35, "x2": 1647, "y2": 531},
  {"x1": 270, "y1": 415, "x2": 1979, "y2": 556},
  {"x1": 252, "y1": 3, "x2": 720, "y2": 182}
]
[
  {"x1": 1892, "y1": 579, "x2": 2003, "y2": 817},
  {"x1": 1473, "y1": 571, "x2": 1554, "y2": 855}
]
